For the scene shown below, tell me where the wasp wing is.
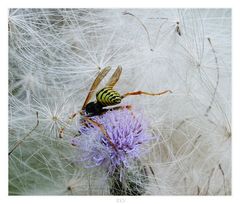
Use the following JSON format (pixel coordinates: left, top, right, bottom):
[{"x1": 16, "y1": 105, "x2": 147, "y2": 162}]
[
  {"x1": 105, "y1": 65, "x2": 122, "y2": 88},
  {"x1": 81, "y1": 66, "x2": 111, "y2": 110}
]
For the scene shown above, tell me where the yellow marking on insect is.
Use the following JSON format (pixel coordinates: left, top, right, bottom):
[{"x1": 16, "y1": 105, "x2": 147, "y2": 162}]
[{"x1": 96, "y1": 88, "x2": 121, "y2": 106}]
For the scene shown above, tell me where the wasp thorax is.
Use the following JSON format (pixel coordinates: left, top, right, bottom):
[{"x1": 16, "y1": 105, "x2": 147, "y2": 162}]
[{"x1": 85, "y1": 102, "x2": 104, "y2": 116}]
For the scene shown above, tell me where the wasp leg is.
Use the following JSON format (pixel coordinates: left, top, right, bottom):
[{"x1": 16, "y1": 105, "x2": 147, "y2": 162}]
[
  {"x1": 103, "y1": 105, "x2": 132, "y2": 112},
  {"x1": 59, "y1": 112, "x2": 79, "y2": 138},
  {"x1": 121, "y1": 90, "x2": 172, "y2": 99},
  {"x1": 103, "y1": 104, "x2": 137, "y2": 124},
  {"x1": 83, "y1": 116, "x2": 117, "y2": 151}
]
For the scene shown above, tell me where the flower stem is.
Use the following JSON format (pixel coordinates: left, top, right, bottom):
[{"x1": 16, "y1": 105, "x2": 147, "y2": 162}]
[{"x1": 109, "y1": 161, "x2": 148, "y2": 195}]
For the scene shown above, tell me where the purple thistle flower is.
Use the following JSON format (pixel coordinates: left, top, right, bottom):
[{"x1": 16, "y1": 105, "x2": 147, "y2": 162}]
[{"x1": 71, "y1": 108, "x2": 150, "y2": 174}]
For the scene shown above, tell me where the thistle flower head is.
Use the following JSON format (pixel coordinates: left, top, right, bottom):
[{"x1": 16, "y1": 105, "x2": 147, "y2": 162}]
[{"x1": 71, "y1": 108, "x2": 150, "y2": 173}]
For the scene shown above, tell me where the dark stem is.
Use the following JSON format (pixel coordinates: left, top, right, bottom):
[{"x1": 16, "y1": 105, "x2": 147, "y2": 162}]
[{"x1": 109, "y1": 161, "x2": 148, "y2": 195}]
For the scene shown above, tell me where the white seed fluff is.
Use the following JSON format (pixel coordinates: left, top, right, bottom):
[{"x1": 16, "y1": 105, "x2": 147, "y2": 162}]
[{"x1": 9, "y1": 8, "x2": 231, "y2": 195}]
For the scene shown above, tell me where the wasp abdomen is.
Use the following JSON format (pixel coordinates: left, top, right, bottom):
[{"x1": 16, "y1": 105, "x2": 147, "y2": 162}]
[{"x1": 96, "y1": 88, "x2": 122, "y2": 106}]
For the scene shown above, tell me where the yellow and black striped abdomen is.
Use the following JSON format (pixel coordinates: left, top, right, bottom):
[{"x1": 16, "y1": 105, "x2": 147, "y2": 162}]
[{"x1": 96, "y1": 88, "x2": 122, "y2": 106}]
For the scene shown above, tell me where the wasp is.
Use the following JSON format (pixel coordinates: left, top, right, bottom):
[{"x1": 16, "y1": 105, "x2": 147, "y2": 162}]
[{"x1": 60, "y1": 66, "x2": 172, "y2": 150}]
